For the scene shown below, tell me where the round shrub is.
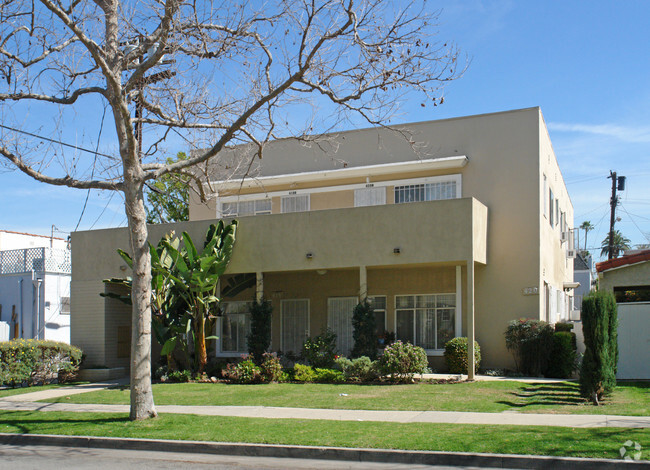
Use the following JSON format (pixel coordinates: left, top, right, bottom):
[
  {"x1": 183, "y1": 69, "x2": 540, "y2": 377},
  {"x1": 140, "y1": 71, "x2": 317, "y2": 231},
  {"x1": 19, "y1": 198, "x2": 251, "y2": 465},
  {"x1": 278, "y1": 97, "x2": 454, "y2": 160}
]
[
  {"x1": 293, "y1": 363, "x2": 317, "y2": 383},
  {"x1": 444, "y1": 337, "x2": 481, "y2": 374},
  {"x1": 377, "y1": 341, "x2": 428, "y2": 383},
  {"x1": 223, "y1": 359, "x2": 262, "y2": 384}
]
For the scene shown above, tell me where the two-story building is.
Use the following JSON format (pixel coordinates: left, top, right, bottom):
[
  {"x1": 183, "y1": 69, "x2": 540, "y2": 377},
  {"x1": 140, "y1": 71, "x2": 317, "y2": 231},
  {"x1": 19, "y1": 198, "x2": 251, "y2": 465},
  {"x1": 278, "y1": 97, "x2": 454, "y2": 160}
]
[{"x1": 71, "y1": 107, "x2": 575, "y2": 372}]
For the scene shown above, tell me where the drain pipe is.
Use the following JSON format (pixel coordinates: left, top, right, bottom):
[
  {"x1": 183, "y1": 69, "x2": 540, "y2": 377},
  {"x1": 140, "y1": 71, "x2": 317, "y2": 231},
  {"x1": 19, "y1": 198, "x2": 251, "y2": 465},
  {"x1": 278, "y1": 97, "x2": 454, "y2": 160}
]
[
  {"x1": 33, "y1": 274, "x2": 43, "y2": 340},
  {"x1": 18, "y1": 278, "x2": 24, "y2": 339}
]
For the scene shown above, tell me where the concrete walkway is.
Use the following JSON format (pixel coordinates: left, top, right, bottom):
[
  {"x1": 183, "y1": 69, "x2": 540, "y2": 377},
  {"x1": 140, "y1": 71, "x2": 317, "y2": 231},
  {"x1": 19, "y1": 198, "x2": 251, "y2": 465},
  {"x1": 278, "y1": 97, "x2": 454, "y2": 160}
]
[{"x1": 1, "y1": 378, "x2": 648, "y2": 429}]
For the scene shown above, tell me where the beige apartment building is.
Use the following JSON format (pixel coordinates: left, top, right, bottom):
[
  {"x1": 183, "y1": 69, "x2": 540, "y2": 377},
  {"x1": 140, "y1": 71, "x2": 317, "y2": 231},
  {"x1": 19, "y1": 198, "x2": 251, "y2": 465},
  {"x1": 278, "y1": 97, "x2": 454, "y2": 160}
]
[{"x1": 71, "y1": 107, "x2": 575, "y2": 371}]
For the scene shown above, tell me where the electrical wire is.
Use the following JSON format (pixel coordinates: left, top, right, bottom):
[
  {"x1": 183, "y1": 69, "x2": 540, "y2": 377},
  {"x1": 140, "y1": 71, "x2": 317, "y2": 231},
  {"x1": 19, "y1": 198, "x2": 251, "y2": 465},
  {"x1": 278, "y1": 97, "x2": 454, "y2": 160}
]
[
  {"x1": 0, "y1": 123, "x2": 117, "y2": 160},
  {"x1": 74, "y1": 105, "x2": 108, "y2": 232}
]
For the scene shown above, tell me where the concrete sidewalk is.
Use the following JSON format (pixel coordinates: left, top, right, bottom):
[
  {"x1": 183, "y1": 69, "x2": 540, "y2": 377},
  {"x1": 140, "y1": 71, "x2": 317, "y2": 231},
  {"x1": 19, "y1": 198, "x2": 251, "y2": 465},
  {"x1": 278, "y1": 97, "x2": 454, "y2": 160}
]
[{"x1": 1, "y1": 378, "x2": 648, "y2": 428}]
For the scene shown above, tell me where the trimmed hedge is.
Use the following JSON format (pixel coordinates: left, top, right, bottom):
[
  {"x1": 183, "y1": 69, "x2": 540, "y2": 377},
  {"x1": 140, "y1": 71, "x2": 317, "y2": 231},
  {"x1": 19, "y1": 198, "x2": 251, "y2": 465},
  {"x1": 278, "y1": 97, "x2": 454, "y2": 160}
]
[
  {"x1": 444, "y1": 337, "x2": 481, "y2": 374},
  {"x1": 545, "y1": 332, "x2": 577, "y2": 379},
  {"x1": 0, "y1": 339, "x2": 82, "y2": 387}
]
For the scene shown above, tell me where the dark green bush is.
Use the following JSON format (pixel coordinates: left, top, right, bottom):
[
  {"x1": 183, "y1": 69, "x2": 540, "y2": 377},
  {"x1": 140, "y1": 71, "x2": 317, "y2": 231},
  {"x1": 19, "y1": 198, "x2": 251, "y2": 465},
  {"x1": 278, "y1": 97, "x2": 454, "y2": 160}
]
[
  {"x1": 302, "y1": 329, "x2": 338, "y2": 369},
  {"x1": 166, "y1": 369, "x2": 193, "y2": 383},
  {"x1": 335, "y1": 355, "x2": 379, "y2": 382},
  {"x1": 377, "y1": 341, "x2": 428, "y2": 383},
  {"x1": 293, "y1": 363, "x2": 317, "y2": 382},
  {"x1": 444, "y1": 337, "x2": 481, "y2": 374},
  {"x1": 223, "y1": 358, "x2": 262, "y2": 384},
  {"x1": 259, "y1": 353, "x2": 282, "y2": 382},
  {"x1": 351, "y1": 300, "x2": 377, "y2": 360},
  {"x1": 555, "y1": 322, "x2": 574, "y2": 333},
  {"x1": 0, "y1": 339, "x2": 82, "y2": 387},
  {"x1": 545, "y1": 332, "x2": 577, "y2": 379},
  {"x1": 505, "y1": 319, "x2": 554, "y2": 376},
  {"x1": 314, "y1": 368, "x2": 345, "y2": 383},
  {"x1": 580, "y1": 290, "x2": 618, "y2": 403},
  {"x1": 247, "y1": 299, "x2": 273, "y2": 365}
]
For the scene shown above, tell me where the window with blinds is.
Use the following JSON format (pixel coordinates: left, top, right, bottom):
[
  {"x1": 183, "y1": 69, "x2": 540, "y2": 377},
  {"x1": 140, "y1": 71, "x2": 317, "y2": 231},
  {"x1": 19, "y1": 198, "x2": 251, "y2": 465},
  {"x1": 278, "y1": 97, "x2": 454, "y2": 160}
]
[
  {"x1": 394, "y1": 180, "x2": 457, "y2": 204},
  {"x1": 281, "y1": 299, "x2": 309, "y2": 353},
  {"x1": 354, "y1": 186, "x2": 386, "y2": 207},
  {"x1": 327, "y1": 297, "x2": 357, "y2": 356},
  {"x1": 281, "y1": 194, "x2": 310, "y2": 213},
  {"x1": 221, "y1": 199, "x2": 271, "y2": 217}
]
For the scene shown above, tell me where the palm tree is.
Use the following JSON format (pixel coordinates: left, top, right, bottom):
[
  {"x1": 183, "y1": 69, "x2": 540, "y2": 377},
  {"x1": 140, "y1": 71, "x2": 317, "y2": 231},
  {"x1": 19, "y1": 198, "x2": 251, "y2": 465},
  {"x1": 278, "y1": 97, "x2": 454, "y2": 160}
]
[
  {"x1": 580, "y1": 221, "x2": 595, "y2": 251},
  {"x1": 600, "y1": 230, "x2": 631, "y2": 259}
]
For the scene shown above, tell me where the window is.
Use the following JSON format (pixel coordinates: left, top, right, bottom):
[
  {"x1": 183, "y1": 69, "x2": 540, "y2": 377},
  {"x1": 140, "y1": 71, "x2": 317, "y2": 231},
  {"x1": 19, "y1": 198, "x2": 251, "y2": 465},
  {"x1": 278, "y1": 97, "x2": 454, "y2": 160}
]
[
  {"x1": 221, "y1": 198, "x2": 271, "y2": 217},
  {"x1": 60, "y1": 296, "x2": 70, "y2": 315},
  {"x1": 354, "y1": 186, "x2": 386, "y2": 207},
  {"x1": 327, "y1": 297, "x2": 357, "y2": 356},
  {"x1": 549, "y1": 190, "x2": 554, "y2": 226},
  {"x1": 368, "y1": 295, "x2": 386, "y2": 340},
  {"x1": 543, "y1": 175, "x2": 548, "y2": 218},
  {"x1": 614, "y1": 285, "x2": 650, "y2": 303},
  {"x1": 281, "y1": 299, "x2": 309, "y2": 353},
  {"x1": 555, "y1": 199, "x2": 559, "y2": 227},
  {"x1": 394, "y1": 180, "x2": 457, "y2": 204},
  {"x1": 217, "y1": 301, "x2": 251, "y2": 353},
  {"x1": 281, "y1": 194, "x2": 310, "y2": 213},
  {"x1": 395, "y1": 294, "x2": 455, "y2": 350}
]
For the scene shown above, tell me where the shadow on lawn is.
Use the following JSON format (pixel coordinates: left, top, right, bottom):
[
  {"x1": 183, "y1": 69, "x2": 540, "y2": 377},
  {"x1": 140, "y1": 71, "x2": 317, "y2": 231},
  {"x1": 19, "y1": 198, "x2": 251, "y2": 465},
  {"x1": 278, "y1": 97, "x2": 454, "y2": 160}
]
[
  {"x1": 498, "y1": 382, "x2": 587, "y2": 408},
  {"x1": 0, "y1": 411, "x2": 130, "y2": 435}
]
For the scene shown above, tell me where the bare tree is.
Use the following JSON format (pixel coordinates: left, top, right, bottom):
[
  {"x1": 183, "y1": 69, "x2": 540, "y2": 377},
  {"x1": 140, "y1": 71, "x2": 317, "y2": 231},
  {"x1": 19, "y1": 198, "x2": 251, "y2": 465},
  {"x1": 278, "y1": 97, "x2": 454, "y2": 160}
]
[{"x1": 0, "y1": 0, "x2": 462, "y2": 420}]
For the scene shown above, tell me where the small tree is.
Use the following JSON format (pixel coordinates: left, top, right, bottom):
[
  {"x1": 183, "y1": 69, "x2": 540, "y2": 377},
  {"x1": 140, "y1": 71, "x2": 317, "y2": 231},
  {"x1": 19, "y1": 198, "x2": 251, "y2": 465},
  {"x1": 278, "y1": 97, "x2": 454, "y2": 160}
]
[
  {"x1": 247, "y1": 299, "x2": 273, "y2": 365},
  {"x1": 600, "y1": 230, "x2": 631, "y2": 259},
  {"x1": 351, "y1": 300, "x2": 377, "y2": 360},
  {"x1": 580, "y1": 290, "x2": 618, "y2": 404},
  {"x1": 145, "y1": 152, "x2": 191, "y2": 224}
]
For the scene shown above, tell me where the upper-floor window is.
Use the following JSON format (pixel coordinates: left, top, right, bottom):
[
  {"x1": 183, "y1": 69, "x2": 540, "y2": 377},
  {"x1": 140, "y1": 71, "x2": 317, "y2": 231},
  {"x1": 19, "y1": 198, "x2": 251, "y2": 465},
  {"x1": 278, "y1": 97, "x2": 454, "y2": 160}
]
[
  {"x1": 222, "y1": 199, "x2": 271, "y2": 217},
  {"x1": 354, "y1": 186, "x2": 386, "y2": 207},
  {"x1": 281, "y1": 194, "x2": 310, "y2": 213},
  {"x1": 394, "y1": 180, "x2": 457, "y2": 204},
  {"x1": 549, "y1": 189, "x2": 554, "y2": 226},
  {"x1": 543, "y1": 174, "x2": 548, "y2": 218}
]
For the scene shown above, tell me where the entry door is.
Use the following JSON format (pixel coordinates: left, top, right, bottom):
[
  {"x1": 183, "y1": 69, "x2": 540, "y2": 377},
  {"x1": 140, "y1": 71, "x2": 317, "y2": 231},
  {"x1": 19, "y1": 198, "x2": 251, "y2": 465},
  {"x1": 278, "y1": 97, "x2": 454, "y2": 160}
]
[
  {"x1": 281, "y1": 299, "x2": 309, "y2": 354},
  {"x1": 327, "y1": 297, "x2": 357, "y2": 356}
]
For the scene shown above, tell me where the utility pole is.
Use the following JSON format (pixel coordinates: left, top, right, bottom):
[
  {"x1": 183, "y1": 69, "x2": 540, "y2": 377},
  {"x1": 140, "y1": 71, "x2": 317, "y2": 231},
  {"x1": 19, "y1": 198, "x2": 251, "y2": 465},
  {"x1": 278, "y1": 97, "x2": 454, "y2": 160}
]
[{"x1": 607, "y1": 171, "x2": 626, "y2": 259}]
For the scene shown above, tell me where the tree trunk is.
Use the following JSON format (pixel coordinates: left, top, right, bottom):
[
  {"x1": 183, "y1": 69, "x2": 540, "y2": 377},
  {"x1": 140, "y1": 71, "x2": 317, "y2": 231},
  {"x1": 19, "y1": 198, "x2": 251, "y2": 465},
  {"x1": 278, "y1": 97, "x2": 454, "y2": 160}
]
[
  {"x1": 195, "y1": 311, "x2": 207, "y2": 374},
  {"x1": 124, "y1": 174, "x2": 157, "y2": 420}
]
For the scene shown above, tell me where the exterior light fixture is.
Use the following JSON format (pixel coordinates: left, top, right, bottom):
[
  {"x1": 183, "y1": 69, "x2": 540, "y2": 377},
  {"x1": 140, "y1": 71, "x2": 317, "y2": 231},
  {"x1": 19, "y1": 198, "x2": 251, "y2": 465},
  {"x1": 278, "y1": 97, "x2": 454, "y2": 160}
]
[
  {"x1": 306, "y1": 252, "x2": 313, "y2": 259},
  {"x1": 393, "y1": 247, "x2": 401, "y2": 254}
]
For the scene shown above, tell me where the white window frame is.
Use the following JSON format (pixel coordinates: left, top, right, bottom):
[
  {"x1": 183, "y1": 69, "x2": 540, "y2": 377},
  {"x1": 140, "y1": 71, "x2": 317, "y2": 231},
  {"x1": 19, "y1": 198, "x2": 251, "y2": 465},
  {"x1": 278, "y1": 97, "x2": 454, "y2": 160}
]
[
  {"x1": 215, "y1": 301, "x2": 251, "y2": 357},
  {"x1": 281, "y1": 193, "x2": 310, "y2": 213},
  {"x1": 280, "y1": 298, "x2": 310, "y2": 354},
  {"x1": 394, "y1": 293, "x2": 457, "y2": 355},
  {"x1": 219, "y1": 198, "x2": 271, "y2": 218},
  {"x1": 354, "y1": 186, "x2": 386, "y2": 207}
]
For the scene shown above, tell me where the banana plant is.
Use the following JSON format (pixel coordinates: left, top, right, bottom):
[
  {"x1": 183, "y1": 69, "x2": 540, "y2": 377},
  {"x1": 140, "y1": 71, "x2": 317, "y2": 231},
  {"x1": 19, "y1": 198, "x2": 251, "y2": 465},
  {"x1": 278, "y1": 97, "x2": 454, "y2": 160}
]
[{"x1": 162, "y1": 220, "x2": 238, "y2": 373}]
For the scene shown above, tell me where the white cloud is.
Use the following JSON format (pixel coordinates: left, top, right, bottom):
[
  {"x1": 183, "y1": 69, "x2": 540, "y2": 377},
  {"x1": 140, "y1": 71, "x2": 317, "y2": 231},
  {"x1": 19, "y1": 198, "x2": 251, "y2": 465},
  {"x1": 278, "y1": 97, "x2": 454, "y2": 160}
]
[{"x1": 549, "y1": 122, "x2": 650, "y2": 144}]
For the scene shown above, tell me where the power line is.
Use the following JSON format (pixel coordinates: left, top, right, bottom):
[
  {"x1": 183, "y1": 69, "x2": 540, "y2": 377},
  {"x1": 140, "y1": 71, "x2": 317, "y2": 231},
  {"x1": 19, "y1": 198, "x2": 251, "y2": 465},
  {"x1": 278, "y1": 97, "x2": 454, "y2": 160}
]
[
  {"x1": 0, "y1": 123, "x2": 117, "y2": 160},
  {"x1": 74, "y1": 105, "x2": 108, "y2": 232}
]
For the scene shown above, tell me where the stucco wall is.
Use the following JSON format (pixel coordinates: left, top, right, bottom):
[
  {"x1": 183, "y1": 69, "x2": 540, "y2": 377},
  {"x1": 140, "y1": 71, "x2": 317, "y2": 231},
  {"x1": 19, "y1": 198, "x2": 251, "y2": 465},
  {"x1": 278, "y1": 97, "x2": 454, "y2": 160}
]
[{"x1": 599, "y1": 261, "x2": 650, "y2": 292}]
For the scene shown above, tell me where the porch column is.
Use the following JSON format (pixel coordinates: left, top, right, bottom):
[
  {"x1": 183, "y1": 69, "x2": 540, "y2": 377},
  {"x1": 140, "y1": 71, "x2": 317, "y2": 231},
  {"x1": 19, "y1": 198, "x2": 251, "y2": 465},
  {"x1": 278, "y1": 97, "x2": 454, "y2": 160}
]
[
  {"x1": 256, "y1": 272, "x2": 264, "y2": 302},
  {"x1": 359, "y1": 265, "x2": 367, "y2": 301},
  {"x1": 467, "y1": 260, "x2": 476, "y2": 380}
]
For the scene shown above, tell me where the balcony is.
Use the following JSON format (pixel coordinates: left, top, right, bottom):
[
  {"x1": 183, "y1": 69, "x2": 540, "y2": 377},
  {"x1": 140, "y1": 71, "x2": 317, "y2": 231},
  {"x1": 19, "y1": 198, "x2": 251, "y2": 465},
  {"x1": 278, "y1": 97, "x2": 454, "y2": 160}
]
[{"x1": 0, "y1": 247, "x2": 71, "y2": 275}]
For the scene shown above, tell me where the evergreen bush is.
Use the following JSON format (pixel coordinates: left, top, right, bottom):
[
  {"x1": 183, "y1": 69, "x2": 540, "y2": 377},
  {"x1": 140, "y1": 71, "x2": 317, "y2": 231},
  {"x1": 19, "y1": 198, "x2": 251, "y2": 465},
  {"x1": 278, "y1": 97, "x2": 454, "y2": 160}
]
[
  {"x1": 444, "y1": 337, "x2": 481, "y2": 374},
  {"x1": 302, "y1": 329, "x2": 338, "y2": 369},
  {"x1": 580, "y1": 290, "x2": 618, "y2": 403},
  {"x1": 504, "y1": 319, "x2": 554, "y2": 376},
  {"x1": 351, "y1": 300, "x2": 377, "y2": 360},
  {"x1": 247, "y1": 299, "x2": 273, "y2": 365},
  {"x1": 293, "y1": 363, "x2": 317, "y2": 382},
  {"x1": 377, "y1": 341, "x2": 428, "y2": 383},
  {"x1": 545, "y1": 331, "x2": 577, "y2": 379}
]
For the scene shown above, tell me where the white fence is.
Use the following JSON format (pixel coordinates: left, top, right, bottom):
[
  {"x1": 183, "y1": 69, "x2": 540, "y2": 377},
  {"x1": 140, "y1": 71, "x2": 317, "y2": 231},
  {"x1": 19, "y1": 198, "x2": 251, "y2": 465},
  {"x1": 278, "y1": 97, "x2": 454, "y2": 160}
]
[{"x1": 0, "y1": 247, "x2": 71, "y2": 275}]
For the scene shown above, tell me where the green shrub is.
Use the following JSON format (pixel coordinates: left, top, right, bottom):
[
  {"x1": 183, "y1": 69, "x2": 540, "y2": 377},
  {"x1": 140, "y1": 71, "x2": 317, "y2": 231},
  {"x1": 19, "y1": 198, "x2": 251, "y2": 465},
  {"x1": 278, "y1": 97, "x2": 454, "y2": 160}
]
[
  {"x1": 555, "y1": 322, "x2": 574, "y2": 333},
  {"x1": 314, "y1": 368, "x2": 345, "y2": 383},
  {"x1": 0, "y1": 339, "x2": 82, "y2": 387},
  {"x1": 293, "y1": 363, "x2": 317, "y2": 382},
  {"x1": 545, "y1": 331, "x2": 577, "y2": 379},
  {"x1": 580, "y1": 290, "x2": 618, "y2": 403},
  {"x1": 302, "y1": 329, "x2": 338, "y2": 369},
  {"x1": 167, "y1": 369, "x2": 193, "y2": 383},
  {"x1": 223, "y1": 358, "x2": 262, "y2": 384},
  {"x1": 351, "y1": 300, "x2": 377, "y2": 360},
  {"x1": 444, "y1": 337, "x2": 481, "y2": 374},
  {"x1": 377, "y1": 341, "x2": 428, "y2": 383},
  {"x1": 259, "y1": 353, "x2": 283, "y2": 382},
  {"x1": 247, "y1": 299, "x2": 273, "y2": 365},
  {"x1": 334, "y1": 356, "x2": 378, "y2": 382},
  {"x1": 505, "y1": 319, "x2": 554, "y2": 376}
]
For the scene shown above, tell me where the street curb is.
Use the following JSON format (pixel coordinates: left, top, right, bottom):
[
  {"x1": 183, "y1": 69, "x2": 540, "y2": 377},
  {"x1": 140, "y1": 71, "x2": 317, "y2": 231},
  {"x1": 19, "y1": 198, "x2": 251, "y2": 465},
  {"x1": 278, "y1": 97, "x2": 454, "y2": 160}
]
[{"x1": 0, "y1": 433, "x2": 647, "y2": 469}]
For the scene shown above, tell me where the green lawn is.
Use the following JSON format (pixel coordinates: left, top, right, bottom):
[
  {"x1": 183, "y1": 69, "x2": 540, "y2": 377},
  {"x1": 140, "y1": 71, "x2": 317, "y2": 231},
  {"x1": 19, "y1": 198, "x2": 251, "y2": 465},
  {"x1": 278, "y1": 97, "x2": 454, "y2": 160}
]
[
  {"x1": 0, "y1": 410, "x2": 647, "y2": 460},
  {"x1": 42, "y1": 381, "x2": 650, "y2": 416},
  {"x1": 0, "y1": 383, "x2": 87, "y2": 399}
]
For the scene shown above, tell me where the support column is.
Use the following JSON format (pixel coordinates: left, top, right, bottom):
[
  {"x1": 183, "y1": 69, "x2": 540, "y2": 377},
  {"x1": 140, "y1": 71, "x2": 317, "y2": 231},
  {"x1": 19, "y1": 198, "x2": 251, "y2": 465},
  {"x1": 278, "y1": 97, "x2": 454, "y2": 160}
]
[
  {"x1": 359, "y1": 266, "x2": 367, "y2": 302},
  {"x1": 467, "y1": 260, "x2": 475, "y2": 380},
  {"x1": 256, "y1": 272, "x2": 264, "y2": 302},
  {"x1": 455, "y1": 266, "x2": 462, "y2": 338}
]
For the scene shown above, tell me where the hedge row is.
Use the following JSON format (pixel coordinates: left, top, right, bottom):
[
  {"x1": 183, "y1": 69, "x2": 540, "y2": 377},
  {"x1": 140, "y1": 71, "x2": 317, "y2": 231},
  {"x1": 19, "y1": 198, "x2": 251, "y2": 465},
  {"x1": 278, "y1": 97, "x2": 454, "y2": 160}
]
[{"x1": 0, "y1": 339, "x2": 82, "y2": 387}]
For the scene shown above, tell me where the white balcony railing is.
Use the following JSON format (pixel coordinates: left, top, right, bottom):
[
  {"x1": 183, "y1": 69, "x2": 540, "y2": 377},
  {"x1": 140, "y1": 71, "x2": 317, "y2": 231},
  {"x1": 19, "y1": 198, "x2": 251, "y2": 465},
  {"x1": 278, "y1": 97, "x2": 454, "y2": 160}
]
[{"x1": 0, "y1": 247, "x2": 71, "y2": 275}]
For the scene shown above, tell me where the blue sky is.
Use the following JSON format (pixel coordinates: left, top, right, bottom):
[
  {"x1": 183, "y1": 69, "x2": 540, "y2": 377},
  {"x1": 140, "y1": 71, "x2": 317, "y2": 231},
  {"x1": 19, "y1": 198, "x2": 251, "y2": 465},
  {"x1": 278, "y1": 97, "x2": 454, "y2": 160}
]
[{"x1": 2, "y1": 0, "x2": 649, "y2": 261}]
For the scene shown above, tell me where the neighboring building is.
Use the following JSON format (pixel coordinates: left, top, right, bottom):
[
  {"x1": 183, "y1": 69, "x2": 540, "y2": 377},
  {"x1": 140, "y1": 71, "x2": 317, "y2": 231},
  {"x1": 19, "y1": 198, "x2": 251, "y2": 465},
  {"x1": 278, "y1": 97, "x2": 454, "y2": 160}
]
[
  {"x1": 71, "y1": 107, "x2": 575, "y2": 371},
  {"x1": 572, "y1": 252, "x2": 595, "y2": 319},
  {"x1": 596, "y1": 250, "x2": 650, "y2": 379},
  {"x1": 0, "y1": 231, "x2": 71, "y2": 343}
]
